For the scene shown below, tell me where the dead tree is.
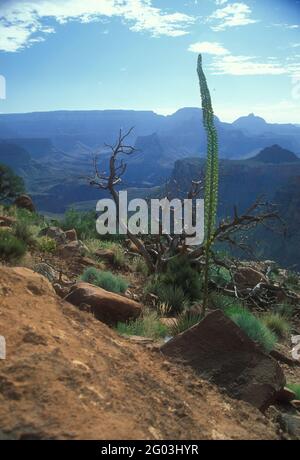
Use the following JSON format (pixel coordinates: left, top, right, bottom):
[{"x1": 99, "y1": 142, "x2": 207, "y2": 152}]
[{"x1": 89, "y1": 128, "x2": 155, "y2": 273}]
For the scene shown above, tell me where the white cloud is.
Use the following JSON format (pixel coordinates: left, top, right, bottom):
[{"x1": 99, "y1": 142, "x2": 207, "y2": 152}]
[
  {"x1": 188, "y1": 41, "x2": 229, "y2": 55},
  {"x1": 0, "y1": 0, "x2": 195, "y2": 52},
  {"x1": 215, "y1": 0, "x2": 228, "y2": 4},
  {"x1": 271, "y1": 23, "x2": 300, "y2": 30},
  {"x1": 210, "y1": 54, "x2": 287, "y2": 75},
  {"x1": 209, "y1": 2, "x2": 258, "y2": 31}
]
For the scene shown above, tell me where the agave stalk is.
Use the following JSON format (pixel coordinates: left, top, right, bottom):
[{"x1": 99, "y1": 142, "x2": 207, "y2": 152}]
[{"x1": 197, "y1": 54, "x2": 219, "y2": 313}]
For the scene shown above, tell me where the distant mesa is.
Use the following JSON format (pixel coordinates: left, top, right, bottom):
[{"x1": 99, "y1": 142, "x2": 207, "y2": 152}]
[{"x1": 249, "y1": 145, "x2": 300, "y2": 164}]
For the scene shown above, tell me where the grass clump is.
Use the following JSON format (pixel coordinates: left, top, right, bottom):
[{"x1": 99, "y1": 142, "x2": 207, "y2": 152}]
[
  {"x1": 230, "y1": 310, "x2": 277, "y2": 353},
  {"x1": 286, "y1": 383, "x2": 300, "y2": 401},
  {"x1": 274, "y1": 302, "x2": 294, "y2": 319},
  {"x1": 147, "y1": 281, "x2": 189, "y2": 314},
  {"x1": 80, "y1": 267, "x2": 128, "y2": 294},
  {"x1": 0, "y1": 229, "x2": 26, "y2": 262},
  {"x1": 261, "y1": 313, "x2": 290, "y2": 340},
  {"x1": 116, "y1": 310, "x2": 168, "y2": 340},
  {"x1": 168, "y1": 311, "x2": 203, "y2": 336},
  {"x1": 146, "y1": 256, "x2": 202, "y2": 313},
  {"x1": 131, "y1": 256, "x2": 148, "y2": 276},
  {"x1": 211, "y1": 292, "x2": 245, "y2": 313}
]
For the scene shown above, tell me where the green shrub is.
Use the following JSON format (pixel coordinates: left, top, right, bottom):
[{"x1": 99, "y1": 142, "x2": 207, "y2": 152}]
[
  {"x1": 163, "y1": 257, "x2": 203, "y2": 300},
  {"x1": 230, "y1": 310, "x2": 277, "y2": 352},
  {"x1": 62, "y1": 208, "x2": 125, "y2": 242},
  {"x1": 148, "y1": 281, "x2": 189, "y2": 313},
  {"x1": 146, "y1": 256, "x2": 202, "y2": 313},
  {"x1": 61, "y1": 208, "x2": 98, "y2": 240},
  {"x1": 261, "y1": 313, "x2": 290, "y2": 339},
  {"x1": 116, "y1": 310, "x2": 168, "y2": 340},
  {"x1": 80, "y1": 267, "x2": 128, "y2": 294},
  {"x1": 286, "y1": 383, "x2": 300, "y2": 401},
  {"x1": 0, "y1": 230, "x2": 26, "y2": 262},
  {"x1": 168, "y1": 311, "x2": 203, "y2": 336},
  {"x1": 37, "y1": 236, "x2": 57, "y2": 253},
  {"x1": 13, "y1": 221, "x2": 36, "y2": 246}
]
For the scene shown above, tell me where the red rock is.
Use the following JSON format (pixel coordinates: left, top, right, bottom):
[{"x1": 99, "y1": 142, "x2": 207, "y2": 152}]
[
  {"x1": 161, "y1": 310, "x2": 285, "y2": 411},
  {"x1": 65, "y1": 282, "x2": 142, "y2": 326},
  {"x1": 14, "y1": 194, "x2": 35, "y2": 213}
]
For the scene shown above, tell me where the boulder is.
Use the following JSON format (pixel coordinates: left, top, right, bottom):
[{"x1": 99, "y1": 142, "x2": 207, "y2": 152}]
[
  {"x1": 234, "y1": 266, "x2": 267, "y2": 288},
  {"x1": 161, "y1": 310, "x2": 285, "y2": 411},
  {"x1": 65, "y1": 282, "x2": 141, "y2": 326},
  {"x1": 14, "y1": 194, "x2": 35, "y2": 213},
  {"x1": 58, "y1": 240, "x2": 88, "y2": 258},
  {"x1": 65, "y1": 229, "x2": 77, "y2": 242},
  {"x1": 39, "y1": 226, "x2": 66, "y2": 244},
  {"x1": 94, "y1": 248, "x2": 115, "y2": 264}
]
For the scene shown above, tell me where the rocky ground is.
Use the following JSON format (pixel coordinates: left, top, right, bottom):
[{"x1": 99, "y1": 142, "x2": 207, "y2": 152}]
[{"x1": 0, "y1": 266, "x2": 281, "y2": 440}]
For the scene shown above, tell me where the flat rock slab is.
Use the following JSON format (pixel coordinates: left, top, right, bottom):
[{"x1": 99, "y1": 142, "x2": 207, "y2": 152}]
[
  {"x1": 161, "y1": 310, "x2": 285, "y2": 411},
  {"x1": 65, "y1": 282, "x2": 142, "y2": 326}
]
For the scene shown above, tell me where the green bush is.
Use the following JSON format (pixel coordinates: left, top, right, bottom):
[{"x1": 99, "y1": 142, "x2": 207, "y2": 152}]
[
  {"x1": 261, "y1": 313, "x2": 290, "y2": 339},
  {"x1": 61, "y1": 208, "x2": 98, "y2": 240},
  {"x1": 162, "y1": 257, "x2": 203, "y2": 300},
  {"x1": 230, "y1": 310, "x2": 277, "y2": 353},
  {"x1": 116, "y1": 310, "x2": 168, "y2": 340},
  {"x1": 13, "y1": 221, "x2": 36, "y2": 246},
  {"x1": 146, "y1": 256, "x2": 202, "y2": 313},
  {"x1": 37, "y1": 236, "x2": 57, "y2": 253},
  {"x1": 0, "y1": 230, "x2": 26, "y2": 262},
  {"x1": 148, "y1": 281, "x2": 189, "y2": 313},
  {"x1": 168, "y1": 311, "x2": 203, "y2": 336},
  {"x1": 286, "y1": 383, "x2": 300, "y2": 401},
  {"x1": 62, "y1": 208, "x2": 125, "y2": 242},
  {"x1": 80, "y1": 267, "x2": 128, "y2": 294}
]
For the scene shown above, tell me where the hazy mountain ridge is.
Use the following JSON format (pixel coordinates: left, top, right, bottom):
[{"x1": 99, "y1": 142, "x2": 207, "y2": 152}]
[{"x1": 166, "y1": 147, "x2": 300, "y2": 269}]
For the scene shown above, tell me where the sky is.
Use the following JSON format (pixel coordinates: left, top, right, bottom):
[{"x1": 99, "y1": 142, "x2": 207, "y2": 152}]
[{"x1": 0, "y1": 0, "x2": 299, "y2": 123}]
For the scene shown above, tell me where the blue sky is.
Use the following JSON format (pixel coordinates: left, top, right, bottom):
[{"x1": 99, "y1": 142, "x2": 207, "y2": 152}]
[{"x1": 0, "y1": 0, "x2": 299, "y2": 122}]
